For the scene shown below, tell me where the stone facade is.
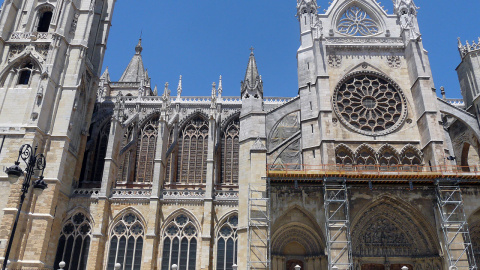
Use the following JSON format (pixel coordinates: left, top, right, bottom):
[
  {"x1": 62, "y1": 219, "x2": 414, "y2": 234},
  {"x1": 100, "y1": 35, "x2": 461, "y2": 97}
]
[{"x1": 0, "y1": 0, "x2": 479, "y2": 270}]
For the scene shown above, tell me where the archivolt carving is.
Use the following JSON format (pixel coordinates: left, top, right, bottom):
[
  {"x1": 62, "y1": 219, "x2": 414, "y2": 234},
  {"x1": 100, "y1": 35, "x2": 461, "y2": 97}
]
[
  {"x1": 469, "y1": 223, "x2": 480, "y2": 263},
  {"x1": 351, "y1": 197, "x2": 439, "y2": 257},
  {"x1": 272, "y1": 224, "x2": 324, "y2": 256}
]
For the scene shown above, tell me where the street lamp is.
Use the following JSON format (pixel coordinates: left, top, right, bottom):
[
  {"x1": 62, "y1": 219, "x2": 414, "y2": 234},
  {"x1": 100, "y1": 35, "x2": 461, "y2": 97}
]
[
  {"x1": 114, "y1": 263, "x2": 121, "y2": 270},
  {"x1": 171, "y1": 264, "x2": 178, "y2": 270},
  {"x1": 232, "y1": 264, "x2": 238, "y2": 270},
  {"x1": 2, "y1": 144, "x2": 47, "y2": 270},
  {"x1": 295, "y1": 265, "x2": 301, "y2": 270}
]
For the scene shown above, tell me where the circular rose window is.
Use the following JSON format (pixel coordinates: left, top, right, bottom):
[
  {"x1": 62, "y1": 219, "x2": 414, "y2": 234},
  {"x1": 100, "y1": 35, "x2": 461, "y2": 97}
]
[{"x1": 333, "y1": 71, "x2": 407, "y2": 136}]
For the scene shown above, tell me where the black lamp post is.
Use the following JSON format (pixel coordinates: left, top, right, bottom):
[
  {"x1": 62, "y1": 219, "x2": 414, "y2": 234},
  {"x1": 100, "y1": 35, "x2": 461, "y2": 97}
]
[{"x1": 2, "y1": 144, "x2": 48, "y2": 270}]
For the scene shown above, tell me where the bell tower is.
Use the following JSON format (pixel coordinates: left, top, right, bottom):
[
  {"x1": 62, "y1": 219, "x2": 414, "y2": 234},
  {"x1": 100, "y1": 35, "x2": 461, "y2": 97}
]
[{"x1": 0, "y1": 0, "x2": 116, "y2": 268}]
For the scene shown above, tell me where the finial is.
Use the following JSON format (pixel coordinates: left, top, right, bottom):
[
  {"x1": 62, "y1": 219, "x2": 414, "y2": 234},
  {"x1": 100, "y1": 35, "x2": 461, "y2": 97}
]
[
  {"x1": 458, "y1": 37, "x2": 463, "y2": 48},
  {"x1": 440, "y1": 86, "x2": 446, "y2": 100},
  {"x1": 135, "y1": 38, "x2": 143, "y2": 54},
  {"x1": 153, "y1": 85, "x2": 158, "y2": 96},
  {"x1": 250, "y1": 47, "x2": 255, "y2": 55},
  {"x1": 177, "y1": 75, "x2": 182, "y2": 97},
  {"x1": 218, "y1": 75, "x2": 223, "y2": 98}
]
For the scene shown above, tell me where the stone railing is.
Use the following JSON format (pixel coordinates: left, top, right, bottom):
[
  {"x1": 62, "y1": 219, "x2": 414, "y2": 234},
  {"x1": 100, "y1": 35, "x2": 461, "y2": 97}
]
[
  {"x1": 72, "y1": 188, "x2": 101, "y2": 197},
  {"x1": 264, "y1": 97, "x2": 292, "y2": 104},
  {"x1": 214, "y1": 190, "x2": 239, "y2": 200},
  {"x1": 9, "y1": 32, "x2": 53, "y2": 41},
  {"x1": 446, "y1": 98, "x2": 465, "y2": 107},
  {"x1": 111, "y1": 188, "x2": 152, "y2": 198},
  {"x1": 459, "y1": 38, "x2": 480, "y2": 58},
  {"x1": 110, "y1": 82, "x2": 141, "y2": 88},
  {"x1": 162, "y1": 189, "x2": 205, "y2": 200}
]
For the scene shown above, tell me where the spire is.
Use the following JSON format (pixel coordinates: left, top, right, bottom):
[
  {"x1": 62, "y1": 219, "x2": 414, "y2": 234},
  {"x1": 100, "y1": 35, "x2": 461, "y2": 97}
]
[
  {"x1": 218, "y1": 75, "x2": 223, "y2": 98},
  {"x1": 101, "y1": 67, "x2": 110, "y2": 81},
  {"x1": 177, "y1": 75, "x2": 183, "y2": 98},
  {"x1": 153, "y1": 85, "x2": 158, "y2": 96},
  {"x1": 135, "y1": 38, "x2": 143, "y2": 54},
  {"x1": 241, "y1": 48, "x2": 263, "y2": 98},
  {"x1": 119, "y1": 39, "x2": 145, "y2": 82}
]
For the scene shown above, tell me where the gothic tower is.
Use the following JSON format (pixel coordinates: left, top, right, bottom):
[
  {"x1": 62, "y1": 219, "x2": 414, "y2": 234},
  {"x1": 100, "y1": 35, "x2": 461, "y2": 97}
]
[
  {"x1": 296, "y1": 0, "x2": 445, "y2": 168},
  {"x1": 0, "y1": 0, "x2": 116, "y2": 268}
]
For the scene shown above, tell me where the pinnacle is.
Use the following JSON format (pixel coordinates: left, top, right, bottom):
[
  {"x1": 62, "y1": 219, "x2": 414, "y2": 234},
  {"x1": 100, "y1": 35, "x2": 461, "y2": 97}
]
[{"x1": 135, "y1": 38, "x2": 143, "y2": 54}]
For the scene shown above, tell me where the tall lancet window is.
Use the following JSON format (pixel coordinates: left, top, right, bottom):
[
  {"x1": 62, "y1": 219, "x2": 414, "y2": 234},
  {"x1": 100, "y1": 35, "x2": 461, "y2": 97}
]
[
  {"x1": 54, "y1": 212, "x2": 92, "y2": 270},
  {"x1": 216, "y1": 215, "x2": 238, "y2": 270},
  {"x1": 161, "y1": 214, "x2": 198, "y2": 270},
  {"x1": 106, "y1": 213, "x2": 144, "y2": 270},
  {"x1": 135, "y1": 117, "x2": 159, "y2": 183},
  {"x1": 221, "y1": 119, "x2": 239, "y2": 185},
  {"x1": 17, "y1": 63, "x2": 34, "y2": 85},
  {"x1": 177, "y1": 116, "x2": 209, "y2": 184}
]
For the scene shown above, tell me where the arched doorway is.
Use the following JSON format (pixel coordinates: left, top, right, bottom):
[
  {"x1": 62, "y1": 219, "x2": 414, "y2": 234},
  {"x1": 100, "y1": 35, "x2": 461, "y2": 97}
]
[
  {"x1": 272, "y1": 223, "x2": 324, "y2": 270},
  {"x1": 461, "y1": 143, "x2": 480, "y2": 171},
  {"x1": 351, "y1": 197, "x2": 442, "y2": 270}
]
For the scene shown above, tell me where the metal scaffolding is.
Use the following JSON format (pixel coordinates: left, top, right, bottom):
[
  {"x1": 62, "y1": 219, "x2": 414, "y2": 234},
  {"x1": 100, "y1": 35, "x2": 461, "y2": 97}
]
[
  {"x1": 436, "y1": 179, "x2": 477, "y2": 270},
  {"x1": 324, "y1": 178, "x2": 353, "y2": 270},
  {"x1": 247, "y1": 182, "x2": 271, "y2": 270}
]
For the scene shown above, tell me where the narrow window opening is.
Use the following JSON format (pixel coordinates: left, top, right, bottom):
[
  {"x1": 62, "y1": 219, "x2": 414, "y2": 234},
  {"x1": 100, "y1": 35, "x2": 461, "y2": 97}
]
[
  {"x1": 304, "y1": 16, "x2": 307, "y2": 25},
  {"x1": 311, "y1": 124, "x2": 314, "y2": 133},
  {"x1": 310, "y1": 101, "x2": 313, "y2": 110},
  {"x1": 308, "y1": 83, "x2": 311, "y2": 92},
  {"x1": 313, "y1": 150, "x2": 316, "y2": 158},
  {"x1": 37, "y1": 11, "x2": 53, "y2": 32},
  {"x1": 18, "y1": 63, "x2": 34, "y2": 85},
  {"x1": 307, "y1": 62, "x2": 310, "y2": 70}
]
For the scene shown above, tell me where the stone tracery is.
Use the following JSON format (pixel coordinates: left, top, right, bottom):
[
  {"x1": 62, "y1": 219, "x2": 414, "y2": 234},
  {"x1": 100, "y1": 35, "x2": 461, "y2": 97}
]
[
  {"x1": 337, "y1": 6, "x2": 380, "y2": 37},
  {"x1": 333, "y1": 71, "x2": 408, "y2": 136}
]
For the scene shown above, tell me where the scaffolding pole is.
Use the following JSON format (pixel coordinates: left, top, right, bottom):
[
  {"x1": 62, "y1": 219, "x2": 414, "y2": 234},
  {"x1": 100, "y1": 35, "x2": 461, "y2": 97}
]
[
  {"x1": 324, "y1": 178, "x2": 353, "y2": 270},
  {"x1": 436, "y1": 179, "x2": 477, "y2": 270},
  {"x1": 247, "y1": 181, "x2": 271, "y2": 270}
]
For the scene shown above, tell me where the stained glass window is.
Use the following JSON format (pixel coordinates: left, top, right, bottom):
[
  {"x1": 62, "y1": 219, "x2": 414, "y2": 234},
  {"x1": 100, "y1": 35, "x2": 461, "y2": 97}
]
[
  {"x1": 54, "y1": 212, "x2": 92, "y2": 270},
  {"x1": 106, "y1": 212, "x2": 144, "y2": 270},
  {"x1": 161, "y1": 214, "x2": 198, "y2": 270},
  {"x1": 216, "y1": 215, "x2": 238, "y2": 270},
  {"x1": 221, "y1": 119, "x2": 239, "y2": 185}
]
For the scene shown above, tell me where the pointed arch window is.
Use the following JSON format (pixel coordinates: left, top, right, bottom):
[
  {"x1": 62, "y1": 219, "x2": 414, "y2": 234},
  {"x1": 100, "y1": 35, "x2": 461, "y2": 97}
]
[
  {"x1": 17, "y1": 63, "x2": 34, "y2": 85},
  {"x1": 336, "y1": 145, "x2": 355, "y2": 166},
  {"x1": 135, "y1": 118, "x2": 159, "y2": 183},
  {"x1": 161, "y1": 214, "x2": 198, "y2": 270},
  {"x1": 221, "y1": 119, "x2": 239, "y2": 185},
  {"x1": 54, "y1": 212, "x2": 92, "y2": 270},
  {"x1": 401, "y1": 145, "x2": 423, "y2": 171},
  {"x1": 378, "y1": 146, "x2": 400, "y2": 170},
  {"x1": 106, "y1": 213, "x2": 144, "y2": 270},
  {"x1": 37, "y1": 8, "x2": 53, "y2": 32},
  {"x1": 216, "y1": 215, "x2": 238, "y2": 270},
  {"x1": 356, "y1": 145, "x2": 376, "y2": 169},
  {"x1": 177, "y1": 116, "x2": 209, "y2": 184}
]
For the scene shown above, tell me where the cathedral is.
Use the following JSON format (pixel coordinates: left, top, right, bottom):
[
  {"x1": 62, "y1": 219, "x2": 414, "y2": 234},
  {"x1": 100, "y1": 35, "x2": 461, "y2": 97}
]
[{"x1": 0, "y1": 0, "x2": 479, "y2": 269}]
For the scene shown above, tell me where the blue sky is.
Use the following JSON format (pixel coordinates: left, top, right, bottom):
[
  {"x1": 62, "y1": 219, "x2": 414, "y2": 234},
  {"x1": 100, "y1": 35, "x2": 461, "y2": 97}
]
[{"x1": 102, "y1": 0, "x2": 480, "y2": 99}]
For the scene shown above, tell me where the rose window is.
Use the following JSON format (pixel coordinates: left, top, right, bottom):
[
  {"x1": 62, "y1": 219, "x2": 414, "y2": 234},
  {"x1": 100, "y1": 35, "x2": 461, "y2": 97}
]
[{"x1": 333, "y1": 71, "x2": 407, "y2": 136}]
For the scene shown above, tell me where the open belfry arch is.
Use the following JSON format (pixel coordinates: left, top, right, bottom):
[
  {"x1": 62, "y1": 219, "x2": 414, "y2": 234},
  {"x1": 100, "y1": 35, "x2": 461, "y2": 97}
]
[{"x1": 0, "y1": 0, "x2": 479, "y2": 269}]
